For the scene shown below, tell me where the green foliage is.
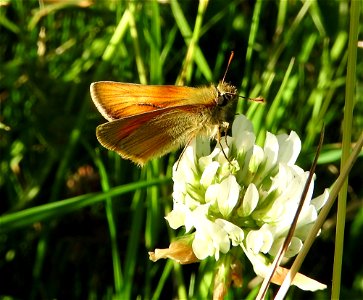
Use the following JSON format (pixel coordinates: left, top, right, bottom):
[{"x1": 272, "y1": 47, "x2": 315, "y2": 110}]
[{"x1": 0, "y1": 0, "x2": 362, "y2": 299}]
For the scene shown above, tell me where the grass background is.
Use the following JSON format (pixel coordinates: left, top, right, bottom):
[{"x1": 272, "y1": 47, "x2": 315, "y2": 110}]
[{"x1": 0, "y1": 0, "x2": 362, "y2": 299}]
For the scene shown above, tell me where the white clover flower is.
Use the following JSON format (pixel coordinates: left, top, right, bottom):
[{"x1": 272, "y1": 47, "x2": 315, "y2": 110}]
[
  {"x1": 166, "y1": 115, "x2": 329, "y2": 265},
  {"x1": 150, "y1": 114, "x2": 329, "y2": 292}
]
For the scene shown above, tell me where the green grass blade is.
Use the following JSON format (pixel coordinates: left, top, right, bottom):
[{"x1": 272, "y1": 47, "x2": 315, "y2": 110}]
[
  {"x1": 332, "y1": 1, "x2": 361, "y2": 298},
  {"x1": 0, "y1": 178, "x2": 170, "y2": 232}
]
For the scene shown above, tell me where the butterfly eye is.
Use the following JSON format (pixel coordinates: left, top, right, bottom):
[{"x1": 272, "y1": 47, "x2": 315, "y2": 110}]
[{"x1": 216, "y1": 92, "x2": 233, "y2": 106}]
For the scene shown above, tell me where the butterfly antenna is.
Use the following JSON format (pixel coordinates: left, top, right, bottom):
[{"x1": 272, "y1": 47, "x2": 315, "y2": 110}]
[
  {"x1": 238, "y1": 95, "x2": 265, "y2": 103},
  {"x1": 222, "y1": 51, "x2": 235, "y2": 83},
  {"x1": 222, "y1": 51, "x2": 265, "y2": 103}
]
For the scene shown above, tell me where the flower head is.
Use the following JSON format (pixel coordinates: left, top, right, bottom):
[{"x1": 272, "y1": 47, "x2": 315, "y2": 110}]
[{"x1": 151, "y1": 115, "x2": 328, "y2": 290}]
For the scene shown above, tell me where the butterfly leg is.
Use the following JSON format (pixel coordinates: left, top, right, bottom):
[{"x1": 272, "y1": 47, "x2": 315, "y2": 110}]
[{"x1": 217, "y1": 122, "x2": 232, "y2": 164}]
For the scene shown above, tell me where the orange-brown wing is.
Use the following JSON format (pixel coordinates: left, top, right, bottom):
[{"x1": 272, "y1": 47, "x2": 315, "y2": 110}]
[
  {"x1": 96, "y1": 106, "x2": 201, "y2": 165},
  {"x1": 90, "y1": 81, "x2": 216, "y2": 121}
]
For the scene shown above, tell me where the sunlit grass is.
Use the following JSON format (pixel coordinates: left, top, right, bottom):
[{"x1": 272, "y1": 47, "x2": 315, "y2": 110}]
[{"x1": 0, "y1": 0, "x2": 362, "y2": 299}]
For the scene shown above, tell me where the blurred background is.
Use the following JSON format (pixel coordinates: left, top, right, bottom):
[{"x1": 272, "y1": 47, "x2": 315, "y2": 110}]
[{"x1": 0, "y1": 0, "x2": 362, "y2": 299}]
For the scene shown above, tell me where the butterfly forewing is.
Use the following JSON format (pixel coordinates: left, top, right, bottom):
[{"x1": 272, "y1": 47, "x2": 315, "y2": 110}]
[{"x1": 91, "y1": 81, "x2": 217, "y2": 121}]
